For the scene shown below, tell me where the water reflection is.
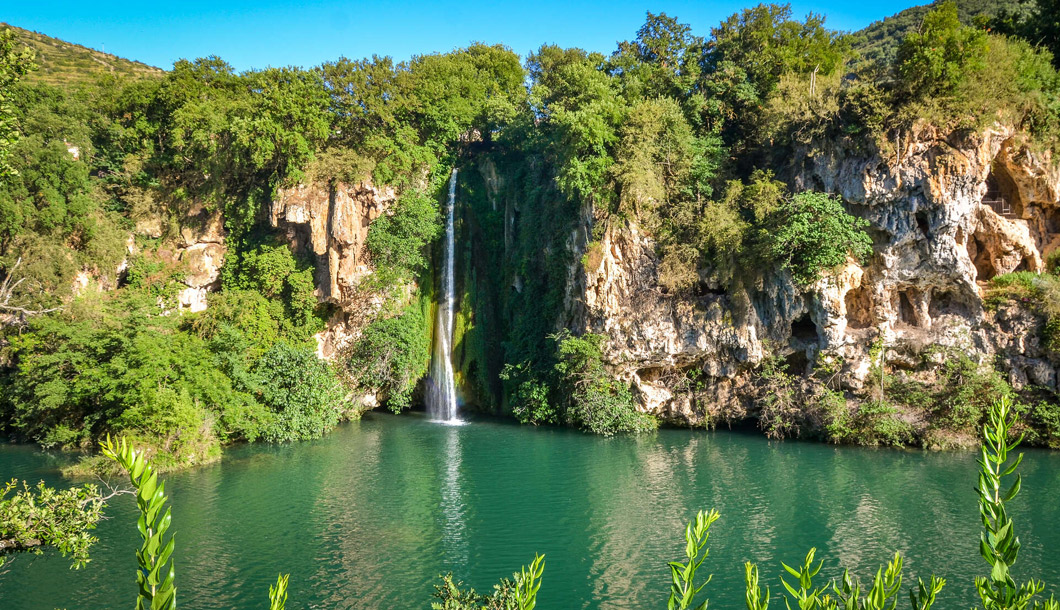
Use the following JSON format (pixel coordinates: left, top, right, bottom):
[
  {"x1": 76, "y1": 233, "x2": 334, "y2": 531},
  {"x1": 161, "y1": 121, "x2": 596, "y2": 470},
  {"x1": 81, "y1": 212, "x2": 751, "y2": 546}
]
[
  {"x1": 440, "y1": 425, "x2": 468, "y2": 568},
  {"x1": 2, "y1": 416, "x2": 1059, "y2": 610}
]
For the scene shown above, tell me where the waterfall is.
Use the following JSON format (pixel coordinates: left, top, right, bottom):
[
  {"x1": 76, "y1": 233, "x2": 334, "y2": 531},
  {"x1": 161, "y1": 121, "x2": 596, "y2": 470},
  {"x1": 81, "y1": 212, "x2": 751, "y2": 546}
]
[{"x1": 428, "y1": 168, "x2": 460, "y2": 422}]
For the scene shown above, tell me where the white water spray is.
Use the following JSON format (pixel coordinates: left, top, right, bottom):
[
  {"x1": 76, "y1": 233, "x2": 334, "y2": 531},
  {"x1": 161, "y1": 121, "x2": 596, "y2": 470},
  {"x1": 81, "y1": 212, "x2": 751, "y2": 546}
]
[{"x1": 428, "y1": 168, "x2": 460, "y2": 422}]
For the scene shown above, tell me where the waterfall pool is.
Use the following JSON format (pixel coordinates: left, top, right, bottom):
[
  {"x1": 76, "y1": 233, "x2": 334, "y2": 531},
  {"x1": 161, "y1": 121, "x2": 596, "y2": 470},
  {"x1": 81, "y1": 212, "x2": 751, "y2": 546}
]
[{"x1": 2, "y1": 412, "x2": 1059, "y2": 609}]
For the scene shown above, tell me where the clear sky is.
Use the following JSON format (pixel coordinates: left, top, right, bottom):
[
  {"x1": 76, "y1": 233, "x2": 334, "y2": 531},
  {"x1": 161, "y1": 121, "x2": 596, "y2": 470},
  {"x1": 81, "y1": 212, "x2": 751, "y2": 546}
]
[{"x1": 6, "y1": 0, "x2": 922, "y2": 72}]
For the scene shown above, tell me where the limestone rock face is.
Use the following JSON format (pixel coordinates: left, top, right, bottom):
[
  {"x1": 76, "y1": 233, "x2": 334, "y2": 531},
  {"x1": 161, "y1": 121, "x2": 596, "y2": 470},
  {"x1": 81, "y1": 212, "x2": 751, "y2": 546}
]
[
  {"x1": 175, "y1": 204, "x2": 226, "y2": 313},
  {"x1": 569, "y1": 125, "x2": 1060, "y2": 424},
  {"x1": 271, "y1": 180, "x2": 399, "y2": 356},
  {"x1": 271, "y1": 181, "x2": 396, "y2": 308}
]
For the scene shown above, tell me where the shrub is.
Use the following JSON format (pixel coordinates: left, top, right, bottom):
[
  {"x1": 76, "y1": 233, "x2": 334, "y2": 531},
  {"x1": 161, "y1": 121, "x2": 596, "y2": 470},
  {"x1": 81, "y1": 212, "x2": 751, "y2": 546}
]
[
  {"x1": 757, "y1": 191, "x2": 873, "y2": 286},
  {"x1": 0, "y1": 479, "x2": 106, "y2": 570},
  {"x1": 191, "y1": 289, "x2": 283, "y2": 354},
  {"x1": 820, "y1": 390, "x2": 854, "y2": 443},
  {"x1": 1, "y1": 299, "x2": 252, "y2": 456},
  {"x1": 224, "y1": 242, "x2": 324, "y2": 341},
  {"x1": 254, "y1": 341, "x2": 346, "y2": 442},
  {"x1": 851, "y1": 400, "x2": 915, "y2": 446},
  {"x1": 986, "y1": 271, "x2": 1060, "y2": 353},
  {"x1": 111, "y1": 386, "x2": 221, "y2": 469},
  {"x1": 895, "y1": 1, "x2": 988, "y2": 99},
  {"x1": 346, "y1": 305, "x2": 431, "y2": 412},
  {"x1": 1024, "y1": 400, "x2": 1060, "y2": 449},
  {"x1": 365, "y1": 189, "x2": 442, "y2": 291},
  {"x1": 551, "y1": 331, "x2": 657, "y2": 435},
  {"x1": 1046, "y1": 249, "x2": 1060, "y2": 275},
  {"x1": 757, "y1": 352, "x2": 802, "y2": 439},
  {"x1": 500, "y1": 362, "x2": 558, "y2": 425}
]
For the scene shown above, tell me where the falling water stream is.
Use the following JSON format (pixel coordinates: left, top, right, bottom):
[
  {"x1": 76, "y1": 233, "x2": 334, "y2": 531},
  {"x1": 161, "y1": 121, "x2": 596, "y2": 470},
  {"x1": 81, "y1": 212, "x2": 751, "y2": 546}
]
[{"x1": 428, "y1": 168, "x2": 459, "y2": 422}]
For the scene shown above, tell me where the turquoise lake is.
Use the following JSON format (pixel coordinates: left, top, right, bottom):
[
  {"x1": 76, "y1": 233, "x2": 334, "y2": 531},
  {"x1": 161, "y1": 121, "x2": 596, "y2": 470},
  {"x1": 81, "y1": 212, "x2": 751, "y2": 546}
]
[{"x1": 1, "y1": 412, "x2": 1058, "y2": 609}]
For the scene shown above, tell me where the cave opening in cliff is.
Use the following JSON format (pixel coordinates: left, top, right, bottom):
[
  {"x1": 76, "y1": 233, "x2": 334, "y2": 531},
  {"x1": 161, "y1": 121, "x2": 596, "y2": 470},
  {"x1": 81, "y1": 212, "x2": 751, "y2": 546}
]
[
  {"x1": 915, "y1": 211, "x2": 931, "y2": 238},
  {"x1": 845, "y1": 284, "x2": 873, "y2": 330},
  {"x1": 928, "y1": 288, "x2": 973, "y2": 321},
  {"x1": 790, "y1": 314, "x2": 819, "y2": 343},
  {"x1": 969, "y1": 234, "x2": 998, "y2": 282},
  {"x1": 897, "y1": 289, "x2": 920, "y2": 327},
  {"x1": 982, "y1": 166, "x2": 1021, "y2": 218},
  {"x1": 784, "y1": 350, "x2": 810, "y2": 376},
  {"x1": 1046, "y1": 207, "x2": 1060, "y2": 235},
  {"x1": 637, "y1": 366, "x2": 668, "y2": 383}
]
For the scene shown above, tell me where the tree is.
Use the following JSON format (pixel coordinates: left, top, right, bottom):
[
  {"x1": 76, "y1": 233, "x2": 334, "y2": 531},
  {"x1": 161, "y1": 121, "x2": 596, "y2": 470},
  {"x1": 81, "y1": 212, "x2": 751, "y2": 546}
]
[
  {"x1": 527, "y1": 45, "x2": 625, "y2": 205},
  {"x1": 0, "y1": 27, "x2": 35, "y2": 179},
  {"x1": 254, "y1": 341, "x2": 346, "y2": 442},
  {"x1": 346, "y1": 306, "x2": 431, "y2": 412},
  {"x1": 759, "y1": 191, "x2": 873, "y2": 286},
  {"x1": 608, "y1": 12, "x2": 704, "y2": 101},
  {"x1": 987, "y1": 0, "x2": 1060, "y2": 70},
  {"x1": 0, "y1": 479, "x2": 111, "y2": 569},
  {"x1": 0, "y1": 257, "x2": 62, "y2": 327},
  {"x1": 550, "y1": 331, "x2": 656, "y2": 435},
  {"x1": 896, "y1": 1, "x2": 988, "y2": 98},
  {"x1": 701, "y1": 3, "x2": 850, "y2": 147},
  {"x1": 365, "y1": 188, "x2": 442, "y2": 291},
  {"x1": 1028, "y1": 0, "x2": 1060, "y2": 69}
]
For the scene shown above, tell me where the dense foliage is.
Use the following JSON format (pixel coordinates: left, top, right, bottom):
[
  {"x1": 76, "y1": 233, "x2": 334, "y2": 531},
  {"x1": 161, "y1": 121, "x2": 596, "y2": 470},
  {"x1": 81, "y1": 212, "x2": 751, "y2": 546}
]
[
  {"x1": 365, "y1": 189, "x2": 442, "y2": 293},
  {"x1": 502, "y1": 332, "x2": 656, "y2": 435},
  {"x1": 346, "y1": 304, "x2": 431, "y2": 412},
  {"x1": 0, "y1": 478, "x2": 106, "y2": 569},
  {"x1": 3, "y1": 0, "x2": 1060, "y2": 451}
]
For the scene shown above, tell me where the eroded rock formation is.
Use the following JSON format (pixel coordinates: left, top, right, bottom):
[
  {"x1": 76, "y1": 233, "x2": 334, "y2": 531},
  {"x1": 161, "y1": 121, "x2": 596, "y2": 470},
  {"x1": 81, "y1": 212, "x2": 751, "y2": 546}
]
[
  {"x1": 271, "y1": 180, "x2": 398, "y2": 357},
  {"x1": 567, "y1": 125, "x2": 1060, "y2": 424},
  {"x1": 175, "y1": 203, "x2": 226, "y2": 312}
]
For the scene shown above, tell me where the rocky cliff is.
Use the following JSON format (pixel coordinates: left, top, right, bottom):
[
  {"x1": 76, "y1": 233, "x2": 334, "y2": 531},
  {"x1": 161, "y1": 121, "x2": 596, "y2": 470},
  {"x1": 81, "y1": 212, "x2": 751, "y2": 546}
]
[
  {"x1": 270, "y1": 180, "x2": 398, "y2": 358},
  {"x1": 569, "y1": 125, "x2": 1060, "y2": 427}
]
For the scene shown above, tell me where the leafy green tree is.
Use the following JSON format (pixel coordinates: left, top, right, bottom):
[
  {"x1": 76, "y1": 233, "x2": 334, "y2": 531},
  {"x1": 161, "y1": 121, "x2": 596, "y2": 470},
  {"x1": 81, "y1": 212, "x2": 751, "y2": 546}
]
[
  {"x1": 322, "y1": 45, "x2": 525, "y2": 186},
  {"x1": 896, "y1": 1, "x2": 988, "y2": 98},
  {"x1": 986, "y1": 0, "x2": 1060, "y2": 70},
  {"x1": 500, "y1": 362, "x2": 558, "y2": 425},
  {"x1": 550, "y1": 331, "x2": 657, "y2": 435},
  {"x1": 346, "y1": 305, "x2": 431, "y2": 412},
  {"x1": 758, "y1": 191, "x2": 873, "y2": 286},
  {"x1": 0, "y1": 479, "x2": 107, "y2": 569},
  {"x1": 1028, "y1": 0, "x2": 1060, "y2": 69},
  {"x1": 612, "y1": 97, "x2": 715, "y2": 221},
  {"x1": 702, "y1": 3, "x2": 850, "y2": 148},
  {"x1": 224, "y1": 241, "x2": 323, "y2": 340},
  {"x1": 528, "y1": 45, "x2": 625, "y2": 205},
  {"x1": 608, "y1": 12, "x2": 704, "y2": 101},
  {"x1": 365, "y1": 189, "x2": 442, "y2": 291},
  {"x1": 254, "y1": 341, "x2": 346, "y2": 442},
  {"x1": 0, "y1": 27, "x2": 35, "y2": 178},
  {"x1": 1, "y1": 292, "x2": 269, "y2": 466}
]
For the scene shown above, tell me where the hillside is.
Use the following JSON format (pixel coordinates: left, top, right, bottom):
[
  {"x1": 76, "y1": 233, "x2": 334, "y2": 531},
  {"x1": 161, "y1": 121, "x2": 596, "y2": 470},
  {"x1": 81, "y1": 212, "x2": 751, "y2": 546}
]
[
  {"x1": 1, "y1": 22, "x2": 164, "y2": 89},
  {"x1": 852, "y1": 0, "x2": 1032, "y2": 64}
]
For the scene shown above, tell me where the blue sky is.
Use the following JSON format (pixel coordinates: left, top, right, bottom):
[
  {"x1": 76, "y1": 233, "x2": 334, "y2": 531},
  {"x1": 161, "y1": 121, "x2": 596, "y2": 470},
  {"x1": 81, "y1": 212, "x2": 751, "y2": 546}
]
[{"x1": 7, "y1": 0, "x2": 922, "y2": 72}]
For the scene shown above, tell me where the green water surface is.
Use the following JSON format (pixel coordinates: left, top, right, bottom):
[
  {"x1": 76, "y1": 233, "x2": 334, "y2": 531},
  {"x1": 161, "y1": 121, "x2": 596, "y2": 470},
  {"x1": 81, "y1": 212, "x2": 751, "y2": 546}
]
[{"x1": 1, "y1": 413, "x2": 1058, "y2": 609}]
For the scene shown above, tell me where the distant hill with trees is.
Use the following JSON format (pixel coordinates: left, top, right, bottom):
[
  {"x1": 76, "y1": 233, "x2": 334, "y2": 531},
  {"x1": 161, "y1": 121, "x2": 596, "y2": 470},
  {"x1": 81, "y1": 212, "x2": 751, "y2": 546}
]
[
  {"x1": 1, "y1": 22, "x2": 163, "y2": 89},
  {"x1": 851, "y1": 0, "x2": 1032, "y2": 64}
]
